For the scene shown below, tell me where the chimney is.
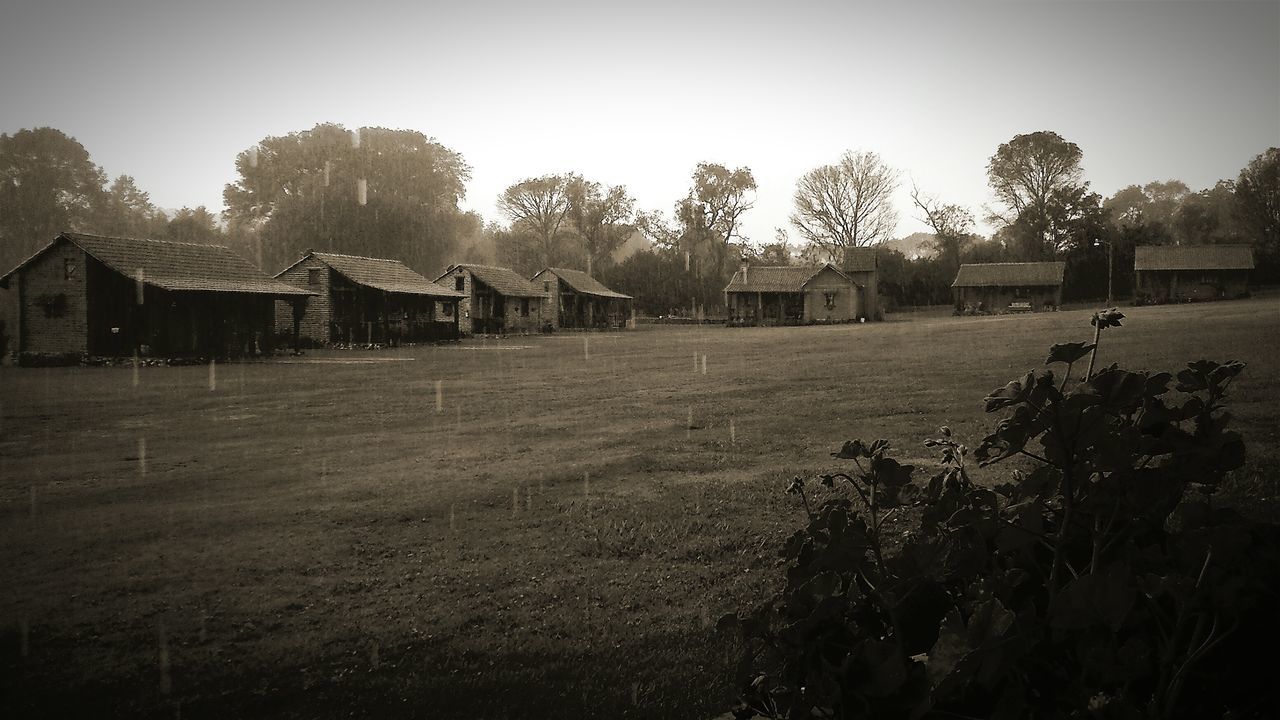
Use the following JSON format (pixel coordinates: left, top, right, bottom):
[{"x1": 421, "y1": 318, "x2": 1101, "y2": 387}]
[{"x1": 740, "y1": 262, "x2": 749, "y2": 282}]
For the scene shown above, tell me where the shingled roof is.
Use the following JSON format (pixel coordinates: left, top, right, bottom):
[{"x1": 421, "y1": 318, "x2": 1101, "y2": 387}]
[
  {"x1": 952, "y1": 262, "x2": 1066, "y2": 288},
  {"x1": 534, "y1": 268, "x2": 631, "y2": 299},
  {"x1": 724, "y1": 264, "x2": 856, "y2": 293},
  {"x1": 280, "y1": 252, "x2": 464, "y2": 297},
  {"x1": 844, "y1": 247, "x2": 878, "y2": 273},
  {"x1": 1134, "y1": 245, "x2": 1255, "y2": 271},
  {"x1": 0, "y1": 232, "x2": 313, "y2": 295},
  {"x1": 441, "y1": 264, "x2": 545, "y2": 298}
]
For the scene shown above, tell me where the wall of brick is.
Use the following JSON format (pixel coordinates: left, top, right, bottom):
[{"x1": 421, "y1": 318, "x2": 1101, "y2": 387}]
[
  {"x1": 534, "y1": 273, "x2": 561, "y2": 329},
  {"x1": 18, "y1": 241, "x2": 88, "y2": 354},
  {"x1": 439, "y1": 267, "x2": 473, "y2": 334},
  {"x1": 274, "y1": 259, "x2": 332, "y2": 343}
]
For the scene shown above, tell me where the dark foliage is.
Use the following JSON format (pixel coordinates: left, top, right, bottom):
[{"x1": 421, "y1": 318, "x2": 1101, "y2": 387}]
[{"x1": 723, "y1": 310, "x2": 1279, "y2": 719}]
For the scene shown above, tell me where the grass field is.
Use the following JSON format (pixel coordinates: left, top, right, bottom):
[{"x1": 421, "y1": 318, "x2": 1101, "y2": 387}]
[{"x1": 2, "y1": 298, "x2": 1278, "y2": 719}]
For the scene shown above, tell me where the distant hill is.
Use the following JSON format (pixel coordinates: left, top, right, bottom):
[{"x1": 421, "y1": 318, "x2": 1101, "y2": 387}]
[{"x1": 879, "y1": 232, "x2": 937, "y2": 259}]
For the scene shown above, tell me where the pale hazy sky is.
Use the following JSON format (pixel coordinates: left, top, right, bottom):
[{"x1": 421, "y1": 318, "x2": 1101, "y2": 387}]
[{"x1": 2, "y1": 0, "x2": 1277, "y2": 246}]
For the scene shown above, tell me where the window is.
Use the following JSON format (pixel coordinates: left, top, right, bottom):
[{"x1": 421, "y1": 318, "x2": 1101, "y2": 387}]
[
  {"x1": 35, "y1": 293, "x2": 67, "y2": 318},
  {"x1": 455, "y1": 276, "x2": 465, "y2": 292},
  {"x1": 521, "y1": 298, "x2": 529, "y2": 316},
  {"x1": 308, "y1": 268, "x2": 322, "y2": 285},
  {"x1": 824, "y1": 292, "x2": 837, "y2": 310},
  {"x1": 64, "y1": 258, "x2": 76, "y2": 280},
  {"x1": 543, "y1": 281, "x2": 550, "y2": 293}
]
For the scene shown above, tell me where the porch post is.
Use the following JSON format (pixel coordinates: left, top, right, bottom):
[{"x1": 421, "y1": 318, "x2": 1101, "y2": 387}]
[{"x1": 291, "y1": 296, "x2": 306, "y2": 353}]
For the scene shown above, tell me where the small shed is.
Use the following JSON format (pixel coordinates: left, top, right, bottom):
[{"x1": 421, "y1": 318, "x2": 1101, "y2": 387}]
[
  {"x1": 1134, "y1": 245, "x2": 1254, "y2": 303},
  {"x1": 952, "y1": 262, "x2": 1065, "y2": 313},
  {"x1": 0, "y1": 232, "x2": 313, "y2": 361},
  {"x1": 532, "y1": 267, "x2": 633, "y2": 330},
  {"x1": 724, "y1": 263, "x2": 864, "y2": 326},
  {"x1": 435, "y1": 264, "x2": 548, "y2": 335},
  {"x1": 275, "y1": 251, "x2": 465, "y2": 345}
]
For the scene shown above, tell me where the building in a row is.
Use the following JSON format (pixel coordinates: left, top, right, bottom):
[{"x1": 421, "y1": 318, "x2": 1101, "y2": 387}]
[
  {"x1": 0, "y1": 232, "x2": 313, "y2": 361},
  {"x1": 725, "y1": 262, "x2": 870, "y2": 325},
  {"x1": 274, "y1": 251, "x2": 464, "y2": 345},
  {"x1": 533, "y1": 267, "x2": 633, "y2": 329},
  {"x1": 1134, "y1": 245, "x2": 1254, "y2": 303},
  {"x1": 951, "y1": 262, "x2": 1066, "y2": 313},
  {"x1": 436, "y1": 264, "x2": 549, "y2": 334}
]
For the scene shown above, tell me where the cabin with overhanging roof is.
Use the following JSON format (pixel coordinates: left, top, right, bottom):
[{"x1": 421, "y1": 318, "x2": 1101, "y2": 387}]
[
  {"x1": 435, "y1": 264, "x2": 548, "y2": 335},
  {"x1": 724, "y1": 263, "x2": 868, "y2": 326},
  {"x1": 1134, "y1": 245, "x2": 1254, "y2": 303},
  {"x1": 0, "y1": 232, "x2": 313, "y2": 363},
  {"x1": 951, "y1": 262, "x2": 1065, "y2": 313},
  {"x1": 274, "y1": 251, "x2": 465, "y2": 345},
  {"x1": 532, "y1": 267, "x2": 633, "y2": 330}
]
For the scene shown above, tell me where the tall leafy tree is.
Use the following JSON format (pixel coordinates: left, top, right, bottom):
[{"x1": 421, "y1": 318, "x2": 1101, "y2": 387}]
[
  {"x1": 1235, "y1": 147, "x2": 1280, "y2": 273},
  {"x1": 677, "y1": 162, "x2": 756, "y2": 306},
  {"x1": 95, "y1": 174, "x2": 164, "y2": 239},
  {"x1": 791, "y1": 151, "x2": 898, "y2": 266},
  {"x1": 565, "y1": 176, "x2": 635, "y2": 274},
  {"x1": 1173, "y1": 181, "x2": 1246, "y2": 245},
  {"x1": 0, "y1": 127, "x2": 106, "y2": 270},
  {"x1": 165, "y1": 206, "x2": 223, "y2": 245},
  {"x1": 986, "y1": 131, "x2": 1088, "y2": 259},
  {"x1": 224, "y1": 123, "x2": 471, "y2": 273},
  {"x1": 497, "y1": 174, "x2": 574, "y2": 269}
]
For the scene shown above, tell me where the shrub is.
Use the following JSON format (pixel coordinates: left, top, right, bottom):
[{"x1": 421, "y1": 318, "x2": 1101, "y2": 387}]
[{"x1": 723, "y1": 309, "x2": 1279, "y2": 719}]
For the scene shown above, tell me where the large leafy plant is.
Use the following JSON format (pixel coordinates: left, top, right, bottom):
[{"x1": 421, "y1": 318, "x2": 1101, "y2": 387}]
[{"x1": 723, "y1": 310, "x2": 1278, "y2": 719}]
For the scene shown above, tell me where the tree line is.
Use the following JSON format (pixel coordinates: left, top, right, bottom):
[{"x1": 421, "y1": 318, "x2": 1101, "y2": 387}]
[{"x1": 2, "y1": 125, "x2": 1276, "y2": 313}]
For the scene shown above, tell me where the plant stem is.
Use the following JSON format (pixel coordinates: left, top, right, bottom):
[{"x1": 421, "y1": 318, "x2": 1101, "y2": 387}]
[{"x1": 1085, "y1": 321, "x2": 1103, "y2": 380}]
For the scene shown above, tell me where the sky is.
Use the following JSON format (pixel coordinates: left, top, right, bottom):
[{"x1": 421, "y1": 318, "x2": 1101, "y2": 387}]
[{"x1": 2, "y1": 0, "x2": 1277, "y2": 249}]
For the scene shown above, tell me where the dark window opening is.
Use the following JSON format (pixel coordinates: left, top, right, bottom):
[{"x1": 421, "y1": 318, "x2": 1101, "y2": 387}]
[
  {"x1": 455, "y1": 276, "x2": 465, "y2": 292},
  {"x1": 521, "y1": 298, "x2": 530, "y2": 316},
  {"x1": 64, "y1": 258, "x2": 76, "y2": 280},
  {"x1": 308, "y1": 268, "x2": 321, "y2": 285},
  {"x1": 824, "y1": 292, "x2": 836, "y2": 310},
  {"x1": 35, "y1": 293, "x2": 67, "y2": 318}
]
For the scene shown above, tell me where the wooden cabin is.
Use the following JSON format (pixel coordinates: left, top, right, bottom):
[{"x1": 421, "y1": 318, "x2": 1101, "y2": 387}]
[
  {"x1": 435, "y1": 264, "x2": 548, "y2": 335},
  {"x1": 0, "y1": 232, "x2": 313, "y2": 363},
  {"x1": 1134, "y1": 245, "x2": 1254, "y2": 303},
  {"x1": 532, "y1": 267, "x2": 633, "y2": 330},
  {"x1": 275, "y1": 251, "x2": 464, "y2": 345},
  {"x1": 952, "y1": 262, "x2": 1065, "y2": 313},
  {"x1": 724, "y1": 263, "x2": 867, "y2": 326}
]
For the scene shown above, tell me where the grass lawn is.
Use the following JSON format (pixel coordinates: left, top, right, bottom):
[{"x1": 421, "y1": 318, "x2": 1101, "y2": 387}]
[{"x1": 2, "y1": 297, "x2": 1278, "y2": 718}]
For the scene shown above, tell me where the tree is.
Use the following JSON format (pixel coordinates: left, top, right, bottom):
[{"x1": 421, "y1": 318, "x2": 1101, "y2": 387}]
[
  {"x1": 565, "y1": 176, "x2": 635, "y2": 274},
  {"x1": 94, "y1": 174, "x2": 163, "y2": 239},
  {"x1": 0, "y1": 127, "x2": 106, "y2": 271},
  {"x1": 165, "y1": 206, "x2": 223, "y2": 245},
  {"x1": 986, "y1": 131, "x2": 1088, "y2": 259},
  {"x1": 910, "y1": 183, "x2": 974, "y2": 277},
  {"x1": 497, "y1": 174, "x2": 574, "y2": 269},
  {"x1": 678, "y1": 163, "x2": 757, "y2": 305},
  {"x1": 1173, "y1": 181, "x2": 1246, "y2": 246},
  {"x1": 224, "y1": 123, "x2": 472, "y2": 273},
  {"x1": 1236, "y1": 148, "x2": 1280, "y2": 273},
  {"x1": 791, "y1": 151, "x2": 898, "y2": 267}
]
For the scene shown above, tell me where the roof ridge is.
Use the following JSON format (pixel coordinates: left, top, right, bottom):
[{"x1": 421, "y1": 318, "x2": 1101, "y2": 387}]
[
  {"x1": 66, "y1": 231, "x2": 230, "y2": 250},
  {"x1": 313, "y1": 251, "x2": 407, "y2": 263}
]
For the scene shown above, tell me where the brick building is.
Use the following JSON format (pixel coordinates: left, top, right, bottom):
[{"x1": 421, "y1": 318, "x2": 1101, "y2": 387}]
[
  {"x1": 274, "y1": 251, "x2": 464, "y2": 345},
  {"x1": 842, "y1": 247, "x2": 882, "y2": 320},
  {"x1": 951, "y1": 262, "x2": 1065, "y2": 313},
  {"x1": 1134, "y1": 245, "x2": 1254, "y2": 303},
  {"x1": 724, "y1": 263, "x2": 867, "y2": 326},
  {"x1": 435, "y1": 264, "x2": 548, "y2": 335},
  {"x1": 0, "y1": 232, "x2": 313, "y2": 361},
  {"x1": 531, "y1": 267, "x2": 633, "y2": 330}
]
